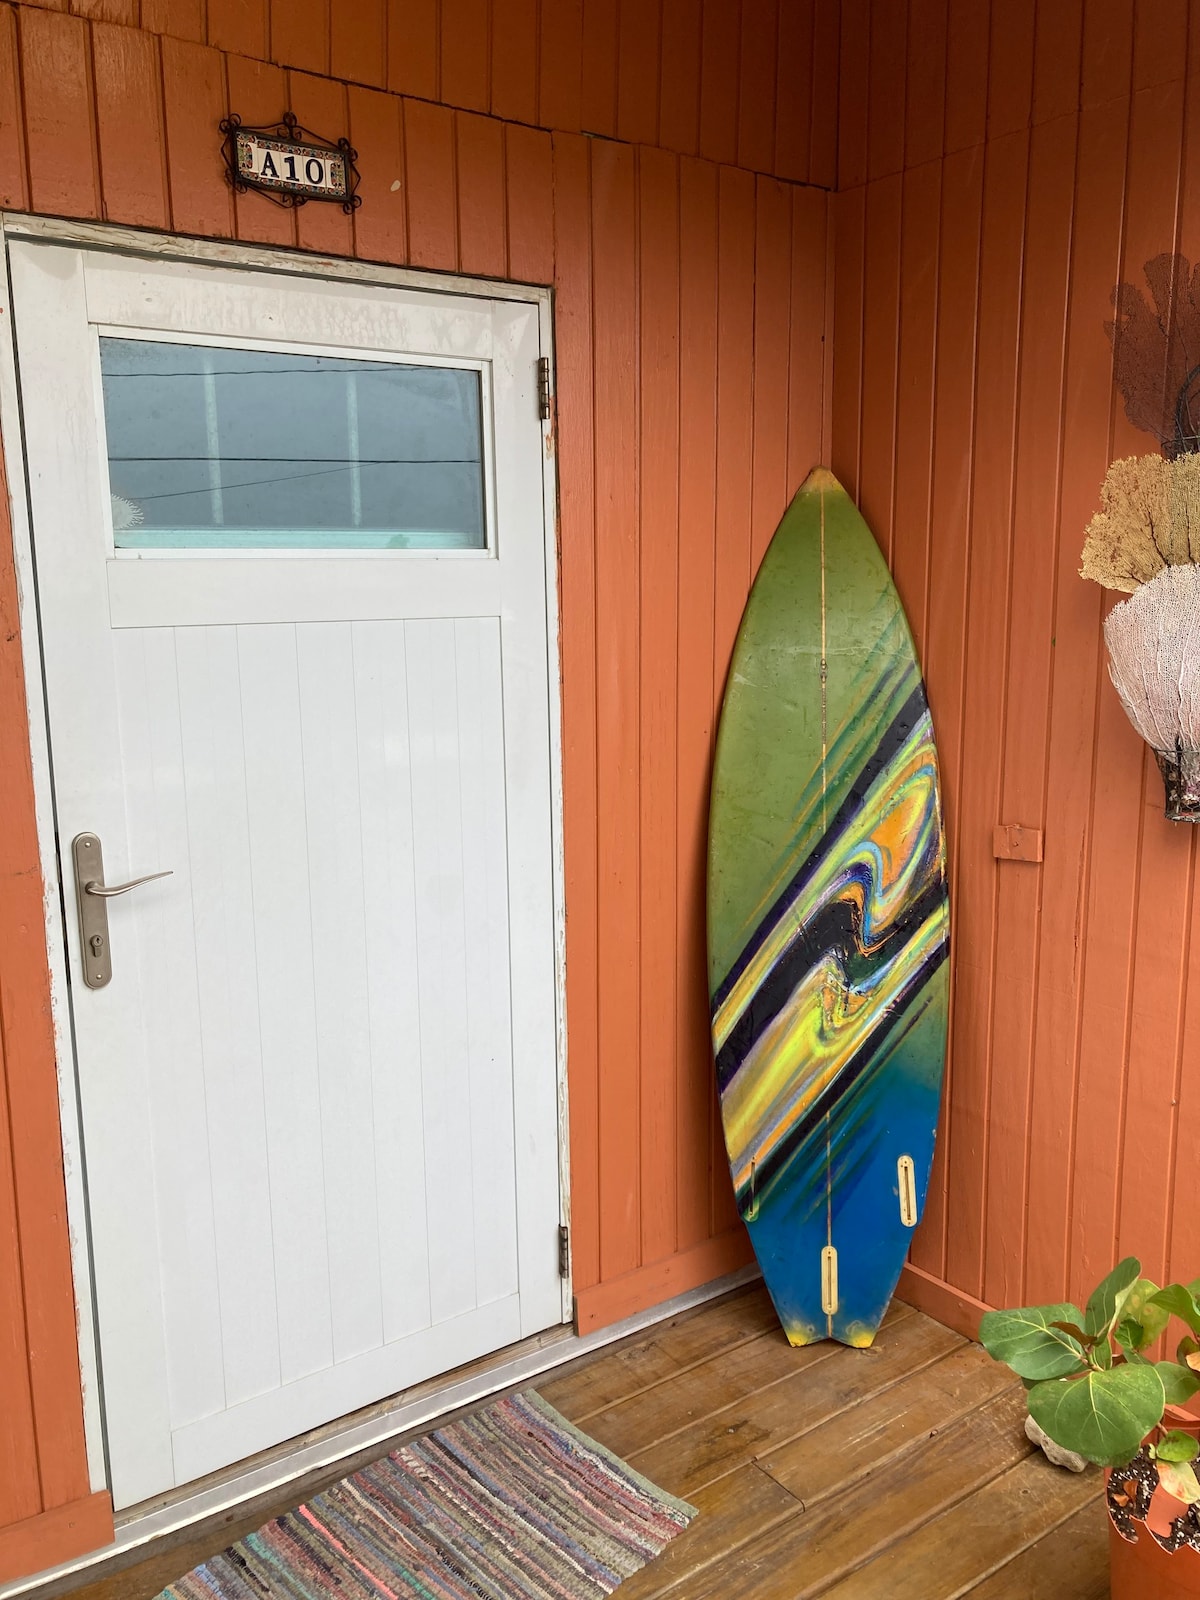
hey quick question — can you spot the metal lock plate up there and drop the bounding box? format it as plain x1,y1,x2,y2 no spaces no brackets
73,833,113,989
72,833,172,990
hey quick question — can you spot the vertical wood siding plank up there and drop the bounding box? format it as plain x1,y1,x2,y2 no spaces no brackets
402,97,458,271
750,177,792,568
93,23,170,229
224,53,297,246
944,130,1029,1301
675,155,719,1252
270,0,329,76
4,892,94,1512
0,1077,40,1528
1032,0,1083,124
617,0,660,149
943,0,989,155
786,186,827,486
697,0,739,166
735,0,775,176
1131,0,1186,92
1105,73,1191,1289
347,84,407,264
580,0,618,138
1080,0,1134,111
161,38,233,238
0,8,28,211
331,0,385,88
440,0,490,113
905,0,947,169
286,72,353,255
20,8,100,220
455,110,506,279
807,0,839,188
983,116,1078,1312
909,144,984,1283
772,0,813,184
837,0,869,190
505,122,554,283
657,0,702,157
636,145,681,1266
1022,102,1128,1305
829,185,865,497
387,0,438,100
552,132,600,1293
1167,870,1200,1286
858,174,903,568
709,163,755,1236
867,0,907,181
207,0,268,62
986,0,1036,140
491,0,538,125
141,0,207,43
539,0,582,133
890,162,941,658
590,138,641,1282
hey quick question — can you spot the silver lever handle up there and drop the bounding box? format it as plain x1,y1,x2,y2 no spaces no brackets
84,870,173,898
72,832,172,990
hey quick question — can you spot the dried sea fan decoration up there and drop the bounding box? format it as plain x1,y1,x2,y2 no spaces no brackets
1104,565,1200,820
1108,253,1200,457
1081,454,1200,591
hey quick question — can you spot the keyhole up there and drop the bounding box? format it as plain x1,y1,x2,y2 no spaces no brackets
90,933,105,956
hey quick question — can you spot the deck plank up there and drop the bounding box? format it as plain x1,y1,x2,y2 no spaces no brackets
963,1499,1109,1599
538,1286,780,1419
627,1310,963,1498
818,1454,1103,1599
667,1387,1035,1598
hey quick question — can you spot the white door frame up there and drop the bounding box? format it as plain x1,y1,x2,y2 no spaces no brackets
0,214,570,1501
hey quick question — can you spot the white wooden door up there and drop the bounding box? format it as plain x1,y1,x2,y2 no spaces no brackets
10,242,564,1510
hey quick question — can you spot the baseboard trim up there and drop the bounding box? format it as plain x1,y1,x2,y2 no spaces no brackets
898,1261,991,1340
0,1496,114,1588
573,1229,757,1334
0,1261,761,1599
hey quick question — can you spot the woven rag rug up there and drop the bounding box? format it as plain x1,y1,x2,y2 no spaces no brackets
162,1391,697,1600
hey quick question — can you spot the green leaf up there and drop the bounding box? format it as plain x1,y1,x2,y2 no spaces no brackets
1027,1365,1165,1466
1179,1336,1200,1366
1156,1429,1200,1463
1157,1362,1200,1406
1159,1461,1200,1504
979,1304,1089,1381
1094,1338,1113,1371
1151,1285,1200,1339
1119,1279,1171,1350
1085,1258,1143,1340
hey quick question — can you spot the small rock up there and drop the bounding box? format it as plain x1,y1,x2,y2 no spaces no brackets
1025,1414,1088,1473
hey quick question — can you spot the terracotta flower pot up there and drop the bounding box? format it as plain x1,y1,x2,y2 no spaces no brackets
1108,1415,1200,1598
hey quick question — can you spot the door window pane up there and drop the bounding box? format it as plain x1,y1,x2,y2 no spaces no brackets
99,338,487,550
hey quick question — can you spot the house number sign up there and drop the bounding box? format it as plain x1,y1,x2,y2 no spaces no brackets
220,113,362,212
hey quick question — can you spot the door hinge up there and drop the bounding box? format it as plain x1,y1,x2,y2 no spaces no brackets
558,1223,570,1278
537,356,552,422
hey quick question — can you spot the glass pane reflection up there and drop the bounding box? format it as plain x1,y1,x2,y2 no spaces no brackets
100,338,487,550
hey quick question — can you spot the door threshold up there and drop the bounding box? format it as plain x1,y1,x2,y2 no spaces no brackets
4,1264,760,1600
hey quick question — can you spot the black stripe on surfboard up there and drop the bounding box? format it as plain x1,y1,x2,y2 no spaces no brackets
733,938,951,1207
713,873,948,1092
710,682,933,1017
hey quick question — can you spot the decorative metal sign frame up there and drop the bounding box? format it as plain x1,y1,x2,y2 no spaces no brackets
220,112,362,212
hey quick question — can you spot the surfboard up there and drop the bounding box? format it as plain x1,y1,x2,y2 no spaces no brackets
707,468,949,1348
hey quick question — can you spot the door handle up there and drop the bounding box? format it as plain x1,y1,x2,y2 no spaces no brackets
84,870,173,898
72,833,172,990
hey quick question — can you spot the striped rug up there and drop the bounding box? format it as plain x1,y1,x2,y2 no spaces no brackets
163,1392,697,1600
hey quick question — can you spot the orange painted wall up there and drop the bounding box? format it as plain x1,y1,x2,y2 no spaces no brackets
834,0,1200,1335
0,0,833,1578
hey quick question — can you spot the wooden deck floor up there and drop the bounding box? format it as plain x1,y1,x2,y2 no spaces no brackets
66,1284,1110,1600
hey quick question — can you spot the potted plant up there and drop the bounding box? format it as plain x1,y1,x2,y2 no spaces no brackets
979,1258,1200,1598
